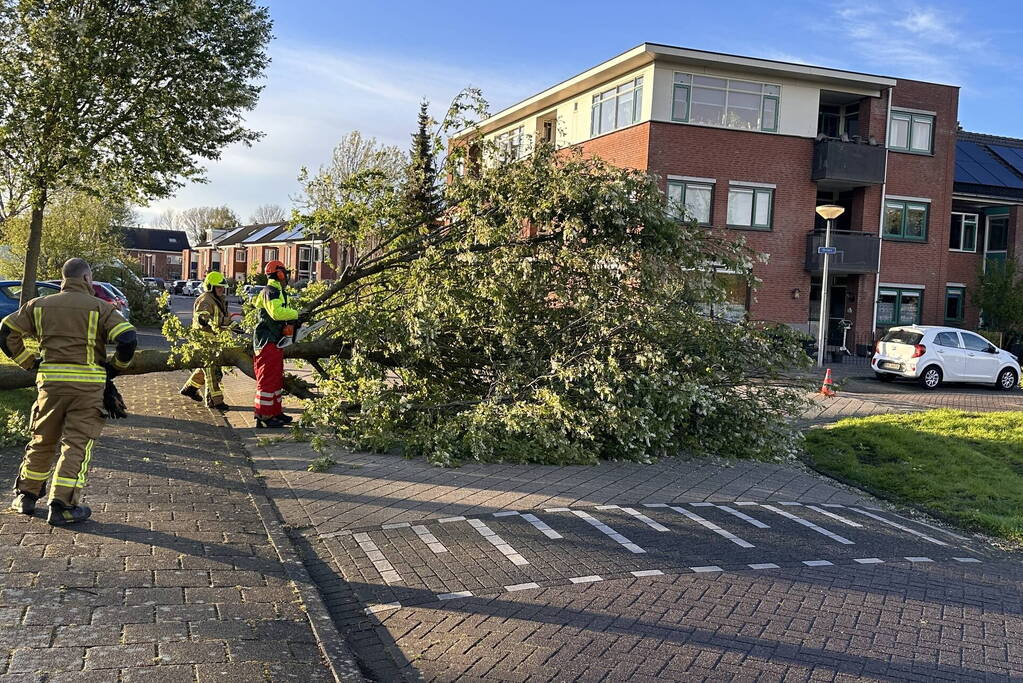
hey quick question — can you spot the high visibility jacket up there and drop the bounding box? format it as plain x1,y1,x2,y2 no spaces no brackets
253,279,298,350
1,278,135,391
193,291,231,331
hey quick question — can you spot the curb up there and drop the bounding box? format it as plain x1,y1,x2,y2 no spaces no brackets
211,411,366,682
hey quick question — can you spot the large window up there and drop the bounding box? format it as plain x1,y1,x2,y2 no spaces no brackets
948,213,978,252
877,287,922,326
945,286,965,323
667,180,713,224
727,186,773,230
884,199,928,241
495,126,525,161
167,254,182,266
590,77,643,137
700,271,749,322
672,73,779,132
889,110,934,154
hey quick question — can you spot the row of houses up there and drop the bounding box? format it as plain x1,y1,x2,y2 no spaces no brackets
122,42,1023,352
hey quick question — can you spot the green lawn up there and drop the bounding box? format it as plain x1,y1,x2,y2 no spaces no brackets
803,410,1023,542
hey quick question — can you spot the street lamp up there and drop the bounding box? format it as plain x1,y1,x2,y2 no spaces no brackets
814,204,846,367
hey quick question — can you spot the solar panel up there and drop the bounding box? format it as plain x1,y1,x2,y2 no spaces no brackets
242,223,286,243
278,224,306,241
954,141,1023,189
988,144,1023,179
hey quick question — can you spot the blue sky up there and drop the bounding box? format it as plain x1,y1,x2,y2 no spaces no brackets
140,0,1023,227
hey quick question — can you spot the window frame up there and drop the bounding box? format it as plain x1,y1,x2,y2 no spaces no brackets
883,199,929,242
944,286,966,324
671,71,780,133
888,110,934,154
726,185,774,231
948,212,978,252
877,286,924,326
495,125,525,161
666,179,714,225
590,76,643,137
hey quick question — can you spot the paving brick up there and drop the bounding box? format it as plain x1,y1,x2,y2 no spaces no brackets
121,664,197,683
84,643,156,669
8,647,84,673
195,661,269,682
157,640,228,664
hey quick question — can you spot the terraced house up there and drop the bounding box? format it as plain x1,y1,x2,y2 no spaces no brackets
457,43,1023,354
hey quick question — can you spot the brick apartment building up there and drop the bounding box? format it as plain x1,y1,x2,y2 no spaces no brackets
455,43,1023,353
183,222,354,284
121,227,189,281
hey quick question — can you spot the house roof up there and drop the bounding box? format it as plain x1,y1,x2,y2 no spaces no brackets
120,227,190,252
191,222,319,249
954,130,1023,200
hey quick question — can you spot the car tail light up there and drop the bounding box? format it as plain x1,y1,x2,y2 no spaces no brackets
911,344,926,358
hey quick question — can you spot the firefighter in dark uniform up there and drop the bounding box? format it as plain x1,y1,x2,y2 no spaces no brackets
180,271,233,410
2,258,136,525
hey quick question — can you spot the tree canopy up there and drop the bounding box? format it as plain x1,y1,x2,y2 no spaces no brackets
296,130,407,212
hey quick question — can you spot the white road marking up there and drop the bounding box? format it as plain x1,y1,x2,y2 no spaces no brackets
545,507,571,512
381,522,411,530
805,505,863,528
595,505,621,510
411,525,448,554
713,504,770,529
953,557,981,563
438,591,473,600
667,506,754,548
319,530,352,539
690,565,723,573
906,557,934,563
365,602,400,614
854,558,884,564
353,532,402,584
519,513,563,540
690,502,715,507
569,575,603,584
759,504,854,545
492,511,520,517
619,506,670,532
886,511,970,541
802,560,834,567
846,507,948,546
749,563,780,570
571,510,646,553
733,501,758,506
779,502,802,506
643,503,668,508
438,516,466,523
632,569,664,577
467,519,529,565
505,582,540,592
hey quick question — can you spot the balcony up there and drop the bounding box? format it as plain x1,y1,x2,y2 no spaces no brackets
811,137,886,188
805,229,880,274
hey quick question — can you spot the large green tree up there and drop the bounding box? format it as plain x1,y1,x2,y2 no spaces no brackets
974,259,1023,341
0,0,272,303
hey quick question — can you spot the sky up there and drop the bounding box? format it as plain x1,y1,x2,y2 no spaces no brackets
137,0,1023,228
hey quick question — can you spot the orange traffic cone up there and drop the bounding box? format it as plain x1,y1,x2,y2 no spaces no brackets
819,368,836,397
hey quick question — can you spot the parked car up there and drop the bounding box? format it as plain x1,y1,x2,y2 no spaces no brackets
93,282,131,321
143,277,167,292
182,280,203,296
0,281,60,318
171,280,187,295
242,283,263,299
872,325,1020,390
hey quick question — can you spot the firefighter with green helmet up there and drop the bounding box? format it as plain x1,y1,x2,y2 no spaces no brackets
180,271,233,411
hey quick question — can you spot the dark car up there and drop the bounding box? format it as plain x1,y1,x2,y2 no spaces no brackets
0,281,61,318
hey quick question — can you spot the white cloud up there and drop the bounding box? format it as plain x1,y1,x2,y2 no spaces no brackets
137,43,545,228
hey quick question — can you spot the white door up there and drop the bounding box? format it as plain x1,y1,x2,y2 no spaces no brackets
932,331,966,381
959,332,1001,381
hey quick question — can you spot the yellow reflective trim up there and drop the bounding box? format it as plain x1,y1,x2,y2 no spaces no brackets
33,307,42,339
20,466,51,481
109,321,134,339
1,314,25,334
112,357,131,369
39,363,104,373
86,311,98,366
14,348,34,365
37,374,106,384
77,439,94,488
53,476,81,489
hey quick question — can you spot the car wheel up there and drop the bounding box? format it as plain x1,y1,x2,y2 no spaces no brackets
995,367,1019,391
918,366,942,390
874,372,896,382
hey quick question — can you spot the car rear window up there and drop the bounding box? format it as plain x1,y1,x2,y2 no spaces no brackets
881,329,923,345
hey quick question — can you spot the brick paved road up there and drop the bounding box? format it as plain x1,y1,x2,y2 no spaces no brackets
219,372,1023,682
0,373,343,682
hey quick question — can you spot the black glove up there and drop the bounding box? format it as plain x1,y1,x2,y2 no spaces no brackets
100,361,118,380
101,379,128,419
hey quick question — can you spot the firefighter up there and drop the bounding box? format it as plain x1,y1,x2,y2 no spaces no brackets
252,260,297,428
180,271,233,411
2,258,136,525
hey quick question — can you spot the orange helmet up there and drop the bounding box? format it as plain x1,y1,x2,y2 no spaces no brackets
264,260,286,278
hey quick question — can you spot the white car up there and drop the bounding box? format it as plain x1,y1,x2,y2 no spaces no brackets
872,325,1020,390
182,280,202,296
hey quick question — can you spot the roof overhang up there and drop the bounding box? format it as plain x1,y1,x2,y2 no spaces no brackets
457,43,898,139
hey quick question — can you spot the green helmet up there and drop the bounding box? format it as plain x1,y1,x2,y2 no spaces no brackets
203,271,226,289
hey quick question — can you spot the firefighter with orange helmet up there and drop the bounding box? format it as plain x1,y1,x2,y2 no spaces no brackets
252,260,297,428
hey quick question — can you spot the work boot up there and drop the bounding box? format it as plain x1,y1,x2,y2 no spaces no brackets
276,413,294,424
47,501,92,527
207,402,230,413
254,414,287,429
180,386,202,402
10,491,39,515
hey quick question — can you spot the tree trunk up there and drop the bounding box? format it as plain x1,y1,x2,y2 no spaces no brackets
20,187,47,306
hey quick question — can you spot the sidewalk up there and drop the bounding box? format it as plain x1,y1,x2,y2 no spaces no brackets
0,372,360,682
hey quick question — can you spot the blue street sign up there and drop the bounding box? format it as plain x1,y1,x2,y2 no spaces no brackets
818,246,837,255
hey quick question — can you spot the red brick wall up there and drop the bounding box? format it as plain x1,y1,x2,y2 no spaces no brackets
578,123,650,169
126,250,183,281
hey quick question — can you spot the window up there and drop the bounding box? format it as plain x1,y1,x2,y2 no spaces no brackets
672,73,779,132
496,126,525,161
948,213,978,252
167,255,182,266
883,199,928,241
591,77,643,136
699,271,749,322
944,286,965,323
265,247,279,261
877,287,922,326
962,333,992,353
889,111,934,153
987,215,1009,252
235,249,246,262
934,331,961,348
727,186,773,229
667,180,713,224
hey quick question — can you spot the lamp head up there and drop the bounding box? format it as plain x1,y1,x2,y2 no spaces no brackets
815,204,845,220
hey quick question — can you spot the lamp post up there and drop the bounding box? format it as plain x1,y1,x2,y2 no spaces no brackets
814,204,846,367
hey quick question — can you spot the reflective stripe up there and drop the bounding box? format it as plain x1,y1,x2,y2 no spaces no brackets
256,399,276,406
86,311,98,366
37,374,106,384
109,321,134,340
53,476,81,489
1,314,25,334
33,307,43,341
257,391,277,398
13,348,34,365
77,439,94,488
112,356,131,369
40,363,104,373
19,466,51,481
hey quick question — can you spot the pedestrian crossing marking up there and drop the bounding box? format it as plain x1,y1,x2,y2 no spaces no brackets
805,505,863,528
618,506,670,532
846,507,948,546
571,510,646,553
467,518,529,566
759,504,854,545
664,505,754,548
712,504,770,529
411,525,448,554
519,513,563,539
353,532,402,584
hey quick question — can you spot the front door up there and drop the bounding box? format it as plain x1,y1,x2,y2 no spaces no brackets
960,332,1001,380
932,331,966,381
